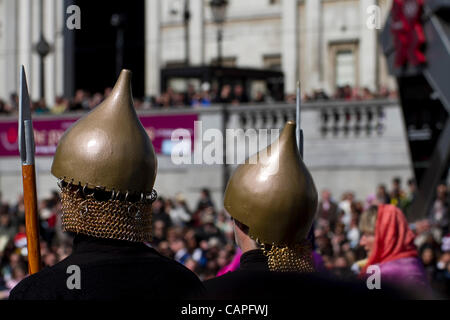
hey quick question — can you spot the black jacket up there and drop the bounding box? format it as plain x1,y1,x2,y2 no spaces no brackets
9,235,204,300
203,249,408,300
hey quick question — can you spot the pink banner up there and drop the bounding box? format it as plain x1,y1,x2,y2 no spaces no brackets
0,113,198,157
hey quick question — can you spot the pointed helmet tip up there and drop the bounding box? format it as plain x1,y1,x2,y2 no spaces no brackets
286,120,296,126
120,69,132,75
279,121,296,141
115,69,132,85
111,69,133,97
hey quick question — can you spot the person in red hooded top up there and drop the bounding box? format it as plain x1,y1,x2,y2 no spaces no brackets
359,204,432,298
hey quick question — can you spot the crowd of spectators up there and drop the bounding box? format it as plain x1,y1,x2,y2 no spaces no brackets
0,84,397,116
302,85,397,102
0,178,448,299
315,178,449,297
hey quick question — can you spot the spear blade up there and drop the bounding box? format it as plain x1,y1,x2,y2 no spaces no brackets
19,65,35,165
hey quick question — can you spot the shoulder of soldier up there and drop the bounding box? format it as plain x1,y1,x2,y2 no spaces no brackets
9,267,59,300
150,252,206,298
203,270,263,299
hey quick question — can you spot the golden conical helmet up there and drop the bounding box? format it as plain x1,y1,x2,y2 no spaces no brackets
224,121,318,247
51,69,157,195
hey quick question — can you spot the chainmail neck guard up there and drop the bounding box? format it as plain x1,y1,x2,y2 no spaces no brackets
259,240,315,273
59,181,157,243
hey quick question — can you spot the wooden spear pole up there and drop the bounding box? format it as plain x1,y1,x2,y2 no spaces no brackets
19,66,41,275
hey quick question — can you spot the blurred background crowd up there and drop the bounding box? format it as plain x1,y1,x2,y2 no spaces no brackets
0,177,448,299
0,84,397,115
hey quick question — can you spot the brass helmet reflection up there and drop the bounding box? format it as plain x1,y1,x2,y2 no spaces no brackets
224,121,318,247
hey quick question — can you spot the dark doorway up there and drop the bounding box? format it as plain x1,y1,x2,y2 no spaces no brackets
72,0,145,97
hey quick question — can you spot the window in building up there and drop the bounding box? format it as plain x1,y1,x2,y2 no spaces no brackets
335,50,356,87
211,57,237,67
263,54,282,71
165,60,188,68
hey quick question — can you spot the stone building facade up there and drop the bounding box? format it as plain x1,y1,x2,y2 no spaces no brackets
0,0,396,105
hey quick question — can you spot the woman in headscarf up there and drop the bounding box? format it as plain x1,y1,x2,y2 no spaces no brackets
359,204,431,295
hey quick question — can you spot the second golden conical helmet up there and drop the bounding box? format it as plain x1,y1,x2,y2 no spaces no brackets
51,69,157,195
224,121,318,246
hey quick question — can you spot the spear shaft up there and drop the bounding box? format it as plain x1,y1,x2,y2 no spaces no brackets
19,66,41,275
296,81,304,157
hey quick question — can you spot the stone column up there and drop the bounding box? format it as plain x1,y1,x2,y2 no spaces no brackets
145,0,161,97
359,0,377,91
304,0,321,93
189,0,204,66
281,0,298,95
17,0,33,79
44,0,56,107
0,0,18,100
54,0,65,98
31,0,41,100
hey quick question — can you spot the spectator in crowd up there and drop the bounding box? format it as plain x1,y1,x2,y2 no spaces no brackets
152,197,172,228
358,204,430,296
9,93,18,111
420,244,438,284
347,217,361,249
390,177,407,209
317,189,341,232
252,91,266,103
231,84,249,105
0,100,9,114
311,89,330,101
376,184,391,205
51,96,69,114
70,89,89,111
196,188,215,212
184,84,197,106
33,98,49,114
168,194,191,227
191,83,213,108
216,84,233,104
434,235,450,297
360,87,375,100
429,184,449,235
404,178,418,219
338,192,354,231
